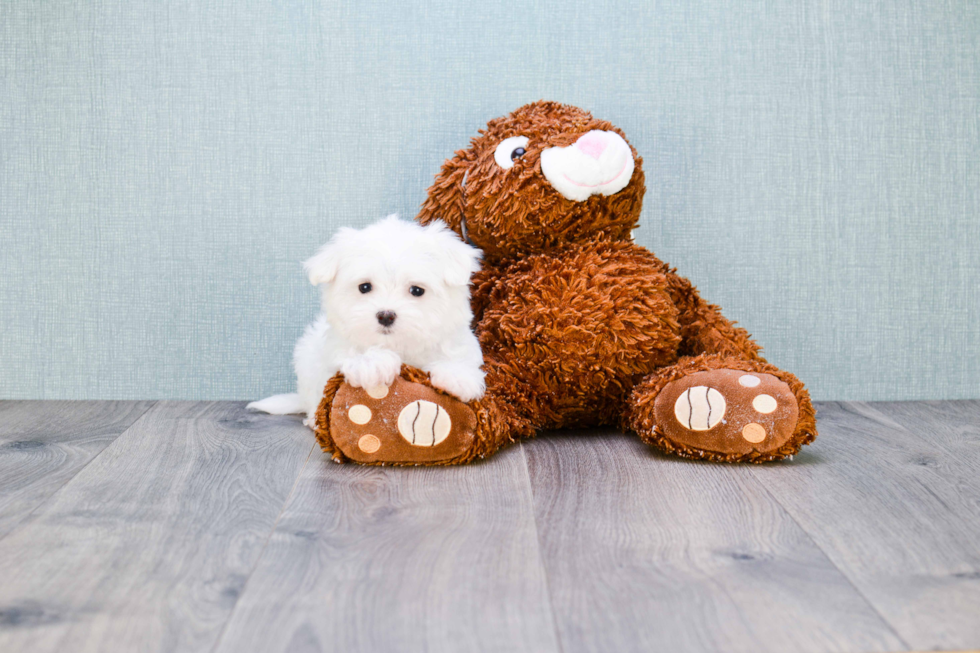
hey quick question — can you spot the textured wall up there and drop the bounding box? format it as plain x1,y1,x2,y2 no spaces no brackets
1,0,978,401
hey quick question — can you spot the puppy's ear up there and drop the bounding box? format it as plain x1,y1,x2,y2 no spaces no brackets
430,221,482,286
303,240,340,286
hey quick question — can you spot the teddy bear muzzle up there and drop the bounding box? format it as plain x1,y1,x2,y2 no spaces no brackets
540,129,635,202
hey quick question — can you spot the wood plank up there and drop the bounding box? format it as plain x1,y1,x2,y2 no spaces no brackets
213,445,561,653
749,401,980,651
884,399,980,464
0,401,155,540
0,402,313,653
525,430,906,653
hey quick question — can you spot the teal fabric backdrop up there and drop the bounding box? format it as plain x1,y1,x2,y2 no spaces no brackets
1,0,978,401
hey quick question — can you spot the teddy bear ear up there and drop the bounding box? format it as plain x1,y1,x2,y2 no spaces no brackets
416,148,474,238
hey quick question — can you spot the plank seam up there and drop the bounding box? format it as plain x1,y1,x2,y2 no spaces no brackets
747,405,913,652
519,442,566,653
208,439,318,653
0,400,158,546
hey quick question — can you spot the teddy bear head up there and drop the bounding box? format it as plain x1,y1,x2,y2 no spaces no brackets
416,101,646,260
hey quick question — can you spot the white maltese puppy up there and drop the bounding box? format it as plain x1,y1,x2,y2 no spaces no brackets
248,215,485,427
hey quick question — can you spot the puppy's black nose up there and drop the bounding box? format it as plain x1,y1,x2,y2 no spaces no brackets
376,311,396,327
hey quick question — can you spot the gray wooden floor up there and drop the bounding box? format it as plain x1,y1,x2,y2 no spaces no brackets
0,400,978,653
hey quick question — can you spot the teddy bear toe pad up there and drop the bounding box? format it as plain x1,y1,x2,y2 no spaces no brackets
330,376,477,464
654,369,799,458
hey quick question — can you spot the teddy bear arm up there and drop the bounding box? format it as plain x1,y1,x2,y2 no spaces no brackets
467,261,509,324
664,269,765,362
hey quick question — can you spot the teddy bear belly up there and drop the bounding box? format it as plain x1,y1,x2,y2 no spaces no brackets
477,246,682,426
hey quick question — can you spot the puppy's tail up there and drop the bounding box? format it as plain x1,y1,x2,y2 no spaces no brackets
246,393,306,415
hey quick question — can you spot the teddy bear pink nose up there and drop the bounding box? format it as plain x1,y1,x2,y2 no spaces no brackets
575,131,610,160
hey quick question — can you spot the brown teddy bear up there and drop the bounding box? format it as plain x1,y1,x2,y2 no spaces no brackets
314,101,817,465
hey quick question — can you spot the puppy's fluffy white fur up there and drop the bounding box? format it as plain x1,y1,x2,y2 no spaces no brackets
248,215,485,426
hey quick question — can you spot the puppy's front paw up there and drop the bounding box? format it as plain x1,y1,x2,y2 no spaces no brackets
428,363,486,402
342,349,402,389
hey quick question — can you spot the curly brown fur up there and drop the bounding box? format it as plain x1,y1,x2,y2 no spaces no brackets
475,238,682,429
655,261,765,360
414,100,816,463
417,101,646,260
314,100,818,466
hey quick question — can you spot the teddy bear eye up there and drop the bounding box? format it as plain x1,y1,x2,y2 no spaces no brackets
409,285,425,297
494,136,530,170
358,282,372,294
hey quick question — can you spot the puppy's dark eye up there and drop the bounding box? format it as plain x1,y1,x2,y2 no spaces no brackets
409,286,425,297
358,282,372,294
510,147,526,161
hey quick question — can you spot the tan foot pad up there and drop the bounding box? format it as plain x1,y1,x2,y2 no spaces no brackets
654,369,799,457
330,376,477,464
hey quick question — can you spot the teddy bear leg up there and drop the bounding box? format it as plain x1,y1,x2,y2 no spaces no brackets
313,364,531,466
625,354,817,463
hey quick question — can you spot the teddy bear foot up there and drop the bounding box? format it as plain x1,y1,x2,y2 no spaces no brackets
652,369,801,462
324,375,479,465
